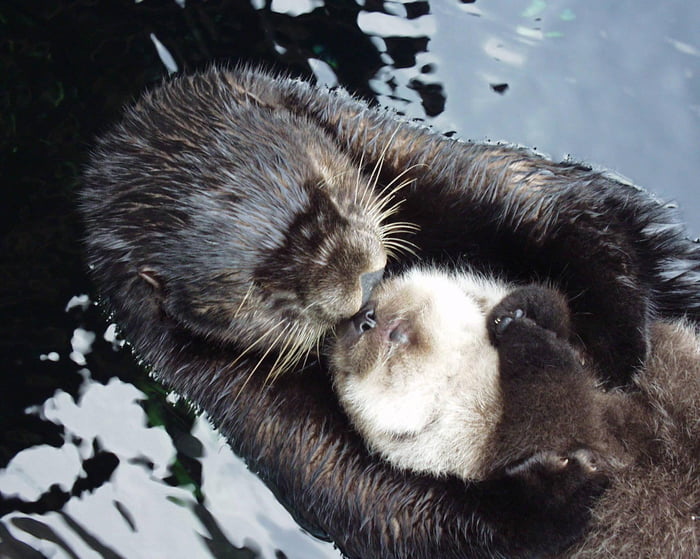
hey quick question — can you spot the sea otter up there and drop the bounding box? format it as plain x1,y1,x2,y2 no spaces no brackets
330,268,699,557
329,269,595,482
80,66,700,558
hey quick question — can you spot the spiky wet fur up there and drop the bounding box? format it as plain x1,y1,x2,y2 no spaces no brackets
80,66,700,559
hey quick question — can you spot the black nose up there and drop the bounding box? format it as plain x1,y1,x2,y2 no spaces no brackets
352,303,377,335
360,269,384,306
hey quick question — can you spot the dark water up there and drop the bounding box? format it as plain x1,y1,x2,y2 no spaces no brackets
1,1,698,558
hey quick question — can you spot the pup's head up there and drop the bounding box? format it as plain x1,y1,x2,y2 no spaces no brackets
330,268,510,479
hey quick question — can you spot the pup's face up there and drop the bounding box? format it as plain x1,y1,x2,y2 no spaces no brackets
329,268,510,478
330,269,610,484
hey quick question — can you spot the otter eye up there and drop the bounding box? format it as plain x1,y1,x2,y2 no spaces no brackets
389,327,409,344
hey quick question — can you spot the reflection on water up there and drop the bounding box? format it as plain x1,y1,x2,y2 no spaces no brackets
1,313,340,558
1,0,698,557
426,1,700,235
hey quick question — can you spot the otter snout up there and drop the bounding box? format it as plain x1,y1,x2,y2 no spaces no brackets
351,303,377,335
345,302,412,349
360,269,384,307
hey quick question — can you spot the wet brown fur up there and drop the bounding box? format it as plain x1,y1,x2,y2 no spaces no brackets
82,71,402,380
80,66,700,558
495,323,700,559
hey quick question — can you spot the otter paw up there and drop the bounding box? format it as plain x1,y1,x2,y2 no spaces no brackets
492,308,525,337
506,449,599,478
489,285,571,343
505,449,608,507
488,305,542,349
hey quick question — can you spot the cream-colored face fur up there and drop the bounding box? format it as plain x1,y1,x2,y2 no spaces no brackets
330,268,511,480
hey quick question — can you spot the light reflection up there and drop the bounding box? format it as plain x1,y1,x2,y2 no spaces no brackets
1,370,341,558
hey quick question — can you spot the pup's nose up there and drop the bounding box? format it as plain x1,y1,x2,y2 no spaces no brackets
351,303,377,335
360,269,384,306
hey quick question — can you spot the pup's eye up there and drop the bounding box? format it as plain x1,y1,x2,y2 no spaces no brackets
389,326,409,345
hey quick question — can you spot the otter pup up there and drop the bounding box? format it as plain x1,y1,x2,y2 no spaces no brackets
81,71,409,377
330,269,611,481
330,268,699,557
81,66,700,559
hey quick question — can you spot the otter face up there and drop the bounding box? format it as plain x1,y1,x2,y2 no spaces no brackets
330,268,510,479
149,163,390,377
271,184,388,330
82,68,422,380
84,88,402,377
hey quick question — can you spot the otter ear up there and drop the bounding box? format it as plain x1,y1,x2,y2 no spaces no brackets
138,266,164,292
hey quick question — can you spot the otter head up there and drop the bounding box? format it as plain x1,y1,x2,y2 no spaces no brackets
119,111,405,379
329,268,611,483
257,182,389,341
135,160,390,376
82,72,415,378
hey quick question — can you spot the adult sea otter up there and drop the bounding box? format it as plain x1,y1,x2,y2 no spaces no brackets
80,66,700,558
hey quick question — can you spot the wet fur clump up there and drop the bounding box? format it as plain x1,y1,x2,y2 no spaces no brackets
330,268,700,557
81,71,417,378
80,66,700,559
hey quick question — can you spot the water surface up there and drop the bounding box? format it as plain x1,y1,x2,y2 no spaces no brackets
1,1,698,558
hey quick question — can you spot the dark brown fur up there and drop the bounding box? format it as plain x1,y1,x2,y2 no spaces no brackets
485,286,620,476
564,320,700,558
80,66,700,558
487,288,699,558
487,290,698,558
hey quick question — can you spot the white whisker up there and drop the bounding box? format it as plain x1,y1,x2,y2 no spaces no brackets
235,324,291,400
232,282,256,319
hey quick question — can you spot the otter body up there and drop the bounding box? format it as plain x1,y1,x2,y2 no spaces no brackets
330,268,699,557
81,67,700,558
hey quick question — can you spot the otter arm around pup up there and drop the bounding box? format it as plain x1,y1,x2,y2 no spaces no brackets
81,67,700,559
